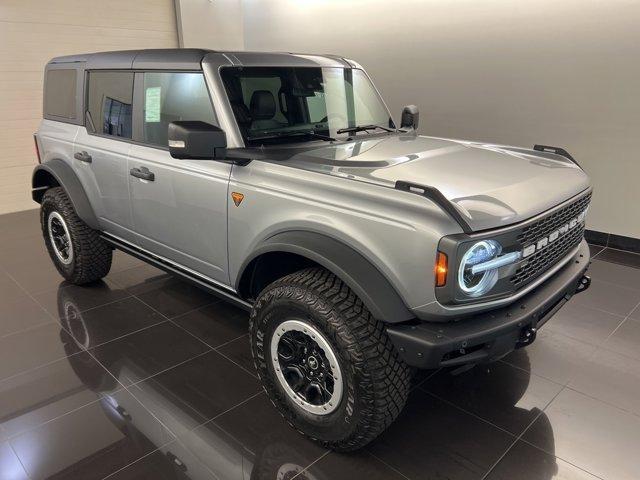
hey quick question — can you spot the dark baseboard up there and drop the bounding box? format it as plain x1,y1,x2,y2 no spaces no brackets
585,229,640,254
584,230,609,247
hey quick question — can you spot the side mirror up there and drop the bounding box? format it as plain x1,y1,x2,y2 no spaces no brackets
168,121,226,160
400,105,419,130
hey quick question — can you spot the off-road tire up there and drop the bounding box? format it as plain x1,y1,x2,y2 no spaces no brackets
41,187,112,284
250,267,411,451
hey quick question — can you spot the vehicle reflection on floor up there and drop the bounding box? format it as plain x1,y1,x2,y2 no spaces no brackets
56,286,319,480
44,282,558,479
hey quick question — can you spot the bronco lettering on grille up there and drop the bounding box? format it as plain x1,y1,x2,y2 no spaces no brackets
522,208,588,258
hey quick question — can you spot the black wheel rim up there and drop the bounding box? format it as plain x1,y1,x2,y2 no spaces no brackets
47,211,73,265
278,330,335,406
271,319,342,415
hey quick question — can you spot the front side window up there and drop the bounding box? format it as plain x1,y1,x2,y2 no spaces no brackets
86,71,134,138
142,72,216,148
221,67,394,144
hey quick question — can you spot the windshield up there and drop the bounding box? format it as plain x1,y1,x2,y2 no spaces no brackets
220,66,395,144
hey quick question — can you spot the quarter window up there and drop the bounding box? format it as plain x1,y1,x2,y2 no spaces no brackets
142,72,215,148
44,69,77,119
86,71,134,139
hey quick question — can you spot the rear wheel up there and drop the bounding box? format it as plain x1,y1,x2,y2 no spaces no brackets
41,187,112,284
250,267,411,451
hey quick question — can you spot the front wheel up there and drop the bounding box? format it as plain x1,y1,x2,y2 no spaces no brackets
41,187,112,284
250,267,411,451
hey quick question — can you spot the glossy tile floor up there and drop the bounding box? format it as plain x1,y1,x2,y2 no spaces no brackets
1,209,639,480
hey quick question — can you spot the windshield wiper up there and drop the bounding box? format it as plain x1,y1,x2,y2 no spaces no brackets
247,131,336,142
336,124,396,134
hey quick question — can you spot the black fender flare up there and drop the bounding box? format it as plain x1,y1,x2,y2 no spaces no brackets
238,231,414,323
32,159,100,230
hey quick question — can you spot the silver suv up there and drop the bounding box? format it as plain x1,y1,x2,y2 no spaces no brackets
33,49,592,451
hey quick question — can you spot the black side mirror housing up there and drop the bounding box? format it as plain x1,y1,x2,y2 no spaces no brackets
400,105,419,130
168,121,227,160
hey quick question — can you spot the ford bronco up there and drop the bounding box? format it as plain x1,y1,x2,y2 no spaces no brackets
33,49,592,451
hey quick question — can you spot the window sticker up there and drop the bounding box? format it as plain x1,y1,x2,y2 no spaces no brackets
145,86,161,122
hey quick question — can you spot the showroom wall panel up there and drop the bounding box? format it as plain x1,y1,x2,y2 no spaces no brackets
223,0,638,239
174,0,244,50
0,0,178,215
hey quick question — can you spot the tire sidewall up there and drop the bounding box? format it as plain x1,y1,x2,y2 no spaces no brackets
41,193,78,279
251,290,364,444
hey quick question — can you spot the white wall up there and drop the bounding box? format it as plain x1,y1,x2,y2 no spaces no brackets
183,0,639,239
175,0,244,50
0,0,178,215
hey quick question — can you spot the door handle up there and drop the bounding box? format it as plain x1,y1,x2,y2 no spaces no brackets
74,151,92,163
130,166,155,182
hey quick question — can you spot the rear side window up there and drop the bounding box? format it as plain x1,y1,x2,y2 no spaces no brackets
86,71,134,139
44,69,77,119
142,72,215,147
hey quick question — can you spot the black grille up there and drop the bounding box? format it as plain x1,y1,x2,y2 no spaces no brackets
510,193,590,288
511,224,584,287
516,193,591,246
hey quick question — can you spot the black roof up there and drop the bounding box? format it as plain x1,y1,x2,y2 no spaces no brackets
48,49,216,70
47,49,351,71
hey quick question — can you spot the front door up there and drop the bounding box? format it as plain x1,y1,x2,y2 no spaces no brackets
128,71,231,285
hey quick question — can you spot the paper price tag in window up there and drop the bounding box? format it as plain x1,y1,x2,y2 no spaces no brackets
145,87,161,122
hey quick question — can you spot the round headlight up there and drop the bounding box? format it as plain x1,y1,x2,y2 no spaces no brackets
458,240,501,297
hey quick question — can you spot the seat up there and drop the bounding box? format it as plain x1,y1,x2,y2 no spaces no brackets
249,90,285,131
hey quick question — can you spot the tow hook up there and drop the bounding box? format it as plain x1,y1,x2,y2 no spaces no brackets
516,326,537,349
576,275,591,294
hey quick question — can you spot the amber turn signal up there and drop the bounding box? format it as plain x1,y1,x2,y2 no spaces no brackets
435,251,448,287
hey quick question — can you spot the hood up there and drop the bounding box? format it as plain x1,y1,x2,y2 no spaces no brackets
276,133,591,231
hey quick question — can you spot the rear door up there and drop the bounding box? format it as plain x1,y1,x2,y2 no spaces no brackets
127,71,231,284
73,71,136,242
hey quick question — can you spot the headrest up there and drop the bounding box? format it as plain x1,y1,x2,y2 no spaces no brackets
249,90,276,120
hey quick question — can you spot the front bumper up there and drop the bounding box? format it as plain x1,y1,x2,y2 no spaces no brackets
387,239,591,369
